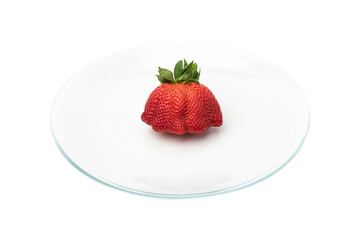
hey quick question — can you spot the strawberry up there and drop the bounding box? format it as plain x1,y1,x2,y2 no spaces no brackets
141,59,223,135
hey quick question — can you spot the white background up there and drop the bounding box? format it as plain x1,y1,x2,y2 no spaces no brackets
1,0,359,239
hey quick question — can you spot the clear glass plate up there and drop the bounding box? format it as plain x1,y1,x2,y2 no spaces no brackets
51,42,309,198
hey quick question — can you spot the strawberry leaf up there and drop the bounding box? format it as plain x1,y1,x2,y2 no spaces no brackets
155,60,201,85
174,60,183,79
158,67,175,81
156,74,165,84
190,63,197,77
187,71,193,79
181,61,193,75
178,73,187,81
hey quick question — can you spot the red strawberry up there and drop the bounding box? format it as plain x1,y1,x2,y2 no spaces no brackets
141,59,222,135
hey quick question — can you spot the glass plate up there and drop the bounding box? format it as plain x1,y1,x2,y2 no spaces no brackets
51,43,309,198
